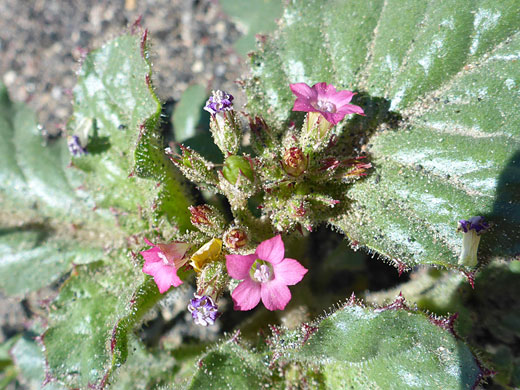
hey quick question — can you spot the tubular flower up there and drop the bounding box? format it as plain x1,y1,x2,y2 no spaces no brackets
457,216,490,267
290,82,365,125
140,238,190,293
225,235,308,311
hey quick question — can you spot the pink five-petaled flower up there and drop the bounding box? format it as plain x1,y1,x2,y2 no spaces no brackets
290,82,365,125
225,235,308,311
141,238,190,294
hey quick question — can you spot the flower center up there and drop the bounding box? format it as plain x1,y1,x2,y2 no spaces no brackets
250,260,273,283
312,99,337,113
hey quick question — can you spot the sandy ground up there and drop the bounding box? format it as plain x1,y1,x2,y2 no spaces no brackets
0,0,247,135
0,0,248,343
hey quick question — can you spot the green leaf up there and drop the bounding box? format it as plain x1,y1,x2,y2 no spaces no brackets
186,338,271,390
0,83,85,220
367,262,520,388
245,0,520,270
172,84,208,142
43,257,168,388
0,226,102,296
220,0,283,56
71,32,193,232
183,300,484,389
107,338,176,390
290,303,481,389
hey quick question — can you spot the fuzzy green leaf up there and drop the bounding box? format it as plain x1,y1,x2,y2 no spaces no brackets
43,257,167,388
186,339,271,390
245,0,520,270
183,301,483,389
0,83,85,220
71,33,193,232
288,304,481,389
0,227,102,296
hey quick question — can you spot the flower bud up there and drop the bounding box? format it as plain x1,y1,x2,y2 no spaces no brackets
168,145,218,187
222,155,255,185
205,90,240,155
224,227,248,250
282,147,308,177
249,116,274,154
188,204,227,235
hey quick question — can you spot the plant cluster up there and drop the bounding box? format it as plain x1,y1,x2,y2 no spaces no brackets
1,0,519,389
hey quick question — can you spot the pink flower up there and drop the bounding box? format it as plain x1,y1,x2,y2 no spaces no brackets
290,82,365,125
225,235,308,311
140,238,190,293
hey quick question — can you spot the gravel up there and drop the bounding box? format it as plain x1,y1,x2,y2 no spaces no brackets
0,0,247,135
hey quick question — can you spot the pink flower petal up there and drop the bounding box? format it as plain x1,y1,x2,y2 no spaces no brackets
273,258,308,285
142,259,165,275
321,111,341,125
231,280,262,311
337,103,365,116
290,83,317,101
329,90,354,105
157,267,183,292
313,82,334,97
261,281,291,311
157,242,190,262
143,262,182,293
140,247,162,264
256,235,285,264
225,253,257,280
143,237,155,246
293,99,317,112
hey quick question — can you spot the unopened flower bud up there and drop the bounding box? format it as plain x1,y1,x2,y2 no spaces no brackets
457,216,490,267
222,155,255,185
169,145,218,186
224,227,248,250
204,90,240,155
249,116,273,153
282,147,308,177
189,204,227,235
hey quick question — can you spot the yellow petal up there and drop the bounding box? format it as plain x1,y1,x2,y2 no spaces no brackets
190,238,223,272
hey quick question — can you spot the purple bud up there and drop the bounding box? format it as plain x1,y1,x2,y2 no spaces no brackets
67,135,87,157
187,294,220,326
204,90,234,115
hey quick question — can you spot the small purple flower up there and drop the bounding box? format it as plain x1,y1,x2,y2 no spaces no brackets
458,216,489,234
457,216,489,267
67,135,87,156
203,90,234,115
188,294,220,326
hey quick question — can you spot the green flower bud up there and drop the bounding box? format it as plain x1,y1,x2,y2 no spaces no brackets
222,155,255,184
